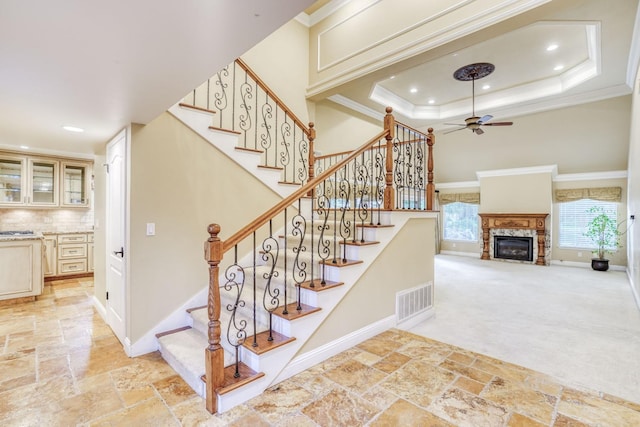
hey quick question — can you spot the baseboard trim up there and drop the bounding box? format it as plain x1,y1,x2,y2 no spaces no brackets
439,250,479,258
396,307,436,330
273,315,396,384
550,259,626,271
92,296,107,322
627,268,640,311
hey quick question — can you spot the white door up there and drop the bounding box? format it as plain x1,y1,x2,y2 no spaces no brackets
106,130,127,345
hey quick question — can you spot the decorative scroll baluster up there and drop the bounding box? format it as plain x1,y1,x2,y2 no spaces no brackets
373,141,385,225
223,246,247,378
280,117,292,181
426,128,435,210
291,199,307,310
260,95,273,155
356,152,370,241
316,180,331,285
261,220,280,341
338,166,352,262
251,232,257,347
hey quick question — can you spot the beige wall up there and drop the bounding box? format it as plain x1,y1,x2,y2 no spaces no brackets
627,65,640,305
300,217,435,352
479,172,553,214
434,97,631,183
241,19,311,125
93,148,107,308
127,113,280,343
313,100,382,154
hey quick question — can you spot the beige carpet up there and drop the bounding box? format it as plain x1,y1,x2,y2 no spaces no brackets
409,254,640,404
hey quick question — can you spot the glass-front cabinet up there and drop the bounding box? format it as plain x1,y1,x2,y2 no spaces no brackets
0,152,92,208
0,155,26,205
61,162,91,207
29,158,59,206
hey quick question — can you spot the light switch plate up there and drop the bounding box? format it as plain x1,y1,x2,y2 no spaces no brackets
146,223,155,236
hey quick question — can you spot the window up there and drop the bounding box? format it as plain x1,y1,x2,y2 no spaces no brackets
558,199,617,248
443,202,479,241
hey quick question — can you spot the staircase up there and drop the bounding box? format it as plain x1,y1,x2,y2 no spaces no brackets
154,59,437,414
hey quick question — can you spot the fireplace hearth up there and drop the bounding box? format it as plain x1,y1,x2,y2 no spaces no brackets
479,213,549,265
494,236,533,262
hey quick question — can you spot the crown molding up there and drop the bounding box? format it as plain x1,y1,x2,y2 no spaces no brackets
476,164,558,179
553,170,628,182
296,0,353,28
327,94,386,121
435,181,480,189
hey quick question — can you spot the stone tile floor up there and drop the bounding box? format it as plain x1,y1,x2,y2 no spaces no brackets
1,278,639,426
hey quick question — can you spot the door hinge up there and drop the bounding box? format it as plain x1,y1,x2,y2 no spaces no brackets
106,291,109,300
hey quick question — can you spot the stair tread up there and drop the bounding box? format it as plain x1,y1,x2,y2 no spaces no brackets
200,363,265,396
342,240,380,246
300,279,344,292
235,146,263,154
208,125,241,135
321,258,363,267
178,103,217,115
243,330,295,355
273,302,321,321
257,164,284,171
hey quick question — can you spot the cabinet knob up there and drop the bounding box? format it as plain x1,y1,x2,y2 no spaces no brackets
113,247,124,258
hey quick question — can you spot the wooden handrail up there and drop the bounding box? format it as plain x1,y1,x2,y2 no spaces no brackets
235,58,310,137
222,128,389,253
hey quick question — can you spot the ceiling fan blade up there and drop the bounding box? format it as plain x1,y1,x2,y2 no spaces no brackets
478,114,493,124
444,126,468,134
482,121,513,126
474,128,484,135
444,123,466,126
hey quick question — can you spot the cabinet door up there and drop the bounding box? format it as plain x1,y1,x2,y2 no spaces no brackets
29,158,59,206
43,236,57,277
0,155,27,206
61,162,91,207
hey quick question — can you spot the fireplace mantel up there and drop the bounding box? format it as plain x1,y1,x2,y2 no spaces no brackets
479,213,549,265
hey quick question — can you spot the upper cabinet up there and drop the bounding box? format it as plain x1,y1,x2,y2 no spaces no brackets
0,155,26,205
0,151,92,208
61,162,91,207
29,158,59,206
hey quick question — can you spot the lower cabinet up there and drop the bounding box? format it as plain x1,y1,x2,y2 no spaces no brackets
43,235,57,277
46,232,94,277
0,238,43,300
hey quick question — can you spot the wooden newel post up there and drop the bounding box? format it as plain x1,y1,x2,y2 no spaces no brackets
383,107,395,210
426,128,435,211
307,122,316,196
204,224,224,414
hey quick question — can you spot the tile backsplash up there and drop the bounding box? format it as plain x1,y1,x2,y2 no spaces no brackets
0,209,94,233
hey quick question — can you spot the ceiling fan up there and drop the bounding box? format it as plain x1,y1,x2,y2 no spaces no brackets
445,62,513,135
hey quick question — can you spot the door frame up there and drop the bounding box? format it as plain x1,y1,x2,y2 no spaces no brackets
105,127,131,354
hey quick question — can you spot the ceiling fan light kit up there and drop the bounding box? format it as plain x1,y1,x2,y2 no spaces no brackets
445,62,514,135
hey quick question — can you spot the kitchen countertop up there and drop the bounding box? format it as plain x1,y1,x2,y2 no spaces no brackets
42,230,94,235
0,232,44,241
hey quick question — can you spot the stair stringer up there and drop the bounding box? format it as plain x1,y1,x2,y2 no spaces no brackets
167,103,298,199
215,209,437,413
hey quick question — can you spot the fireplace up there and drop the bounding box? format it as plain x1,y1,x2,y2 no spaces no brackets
494,236,533,262
479,213,549,265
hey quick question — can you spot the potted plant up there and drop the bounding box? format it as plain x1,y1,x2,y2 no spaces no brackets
583,206,622,271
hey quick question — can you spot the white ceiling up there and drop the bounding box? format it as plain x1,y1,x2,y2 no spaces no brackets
325,0,640,132
0,0,316,157
0,0,638,157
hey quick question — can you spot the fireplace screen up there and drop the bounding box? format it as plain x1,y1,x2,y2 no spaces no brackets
494,236,533,262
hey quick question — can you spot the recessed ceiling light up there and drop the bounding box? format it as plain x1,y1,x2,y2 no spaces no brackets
20,145,29,150
482,84,491,90
428,99,435,104
389,75,396,79
546,44,559,51
63,125,84,133
410,88,418,94
553,65,564,71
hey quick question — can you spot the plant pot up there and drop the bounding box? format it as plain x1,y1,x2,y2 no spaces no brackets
591,258,609,271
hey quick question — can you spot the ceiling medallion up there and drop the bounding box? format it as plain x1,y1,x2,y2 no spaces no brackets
453,63,495,81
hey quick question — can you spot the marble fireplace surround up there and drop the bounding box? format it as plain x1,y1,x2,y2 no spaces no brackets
479,213,549,265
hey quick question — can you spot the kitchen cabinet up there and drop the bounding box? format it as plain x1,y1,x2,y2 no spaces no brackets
0,237,43,301
0,151,91,208
43,235,57,277
88,233,94,272
57,233,88,275
61,162,91,207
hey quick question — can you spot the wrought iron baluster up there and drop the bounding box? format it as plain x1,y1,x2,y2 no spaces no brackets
261,220,280,342
251,232,257,347
291,198,307,310
223,246,247,378
282,209,288,315
374,141,385,225
339,165,352,262
280,115,291,180
316,180,331,285
260,94,273,157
